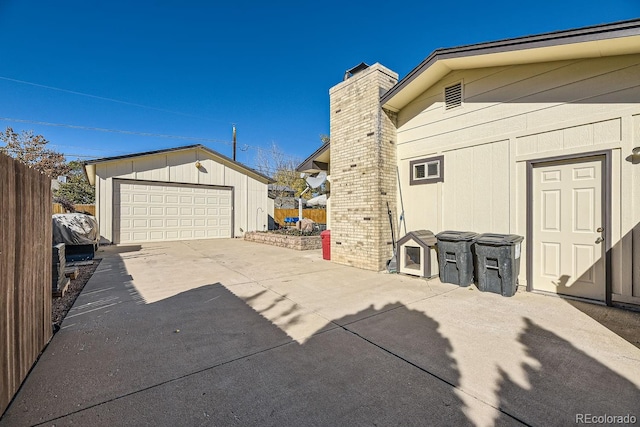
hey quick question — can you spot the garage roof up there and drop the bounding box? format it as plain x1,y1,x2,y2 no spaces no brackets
83,144,272,185
381,19,640,112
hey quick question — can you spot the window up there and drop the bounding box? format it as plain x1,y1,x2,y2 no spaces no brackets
410,155,444,185
444,82,463,110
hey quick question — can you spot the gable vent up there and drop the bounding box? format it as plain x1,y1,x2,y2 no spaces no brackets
444,82,462,110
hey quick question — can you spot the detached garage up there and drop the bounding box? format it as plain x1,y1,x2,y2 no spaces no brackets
84,144,272,244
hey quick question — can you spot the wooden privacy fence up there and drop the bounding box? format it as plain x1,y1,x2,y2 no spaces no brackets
52,203,95,216
0,154,53,416
274,208,326,225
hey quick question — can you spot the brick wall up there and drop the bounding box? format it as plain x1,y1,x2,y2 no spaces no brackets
329,64,399,270
244,232,322,250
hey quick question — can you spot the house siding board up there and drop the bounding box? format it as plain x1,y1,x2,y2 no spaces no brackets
394,53,640,304
625,114,640,300
397,54,640,155
94,147,268,243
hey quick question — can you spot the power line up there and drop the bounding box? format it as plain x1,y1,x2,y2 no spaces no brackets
48,143,130,154
0,116,232,145
0,76,314,164
0,76,220,122
0,116,305,171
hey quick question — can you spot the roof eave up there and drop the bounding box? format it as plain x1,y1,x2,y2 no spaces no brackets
296,142,331,173
84,144,273,184
382,19,640,112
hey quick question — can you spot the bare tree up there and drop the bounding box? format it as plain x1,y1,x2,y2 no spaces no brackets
0,127,69,177
254,142,309,208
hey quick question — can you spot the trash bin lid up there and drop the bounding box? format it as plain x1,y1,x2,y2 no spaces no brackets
476,233,524,246
435,231,478,242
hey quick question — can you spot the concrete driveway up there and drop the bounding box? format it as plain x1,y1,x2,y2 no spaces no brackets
2,239,639,426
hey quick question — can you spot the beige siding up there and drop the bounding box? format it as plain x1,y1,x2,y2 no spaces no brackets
397,55,640,156
443,140,510,233
94,147,268,242
396,53,640,302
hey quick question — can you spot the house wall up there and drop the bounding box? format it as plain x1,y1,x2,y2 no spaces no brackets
329,63,399,270
95,147,269,242
396,53,640,304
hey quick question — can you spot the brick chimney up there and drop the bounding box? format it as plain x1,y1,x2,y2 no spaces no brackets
329,63,399,271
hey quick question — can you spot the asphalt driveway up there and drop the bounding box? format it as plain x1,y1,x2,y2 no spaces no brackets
1,239,639,426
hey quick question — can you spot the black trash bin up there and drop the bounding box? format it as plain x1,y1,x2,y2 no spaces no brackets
435,231,478,287
475,233,524,297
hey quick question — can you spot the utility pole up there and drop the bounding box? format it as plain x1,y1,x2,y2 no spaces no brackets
232,124,237,161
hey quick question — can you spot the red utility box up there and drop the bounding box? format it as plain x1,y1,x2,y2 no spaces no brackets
321,230,331,260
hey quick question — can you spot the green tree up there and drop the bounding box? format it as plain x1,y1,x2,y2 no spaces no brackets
54,161,95,204
0,127,69,177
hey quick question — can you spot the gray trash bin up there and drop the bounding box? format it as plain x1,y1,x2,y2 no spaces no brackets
435,231,478,287
475,233,524,297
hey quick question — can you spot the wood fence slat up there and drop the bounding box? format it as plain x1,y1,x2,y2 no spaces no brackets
52,203,95,216
274,208,326,226
1,155,52,416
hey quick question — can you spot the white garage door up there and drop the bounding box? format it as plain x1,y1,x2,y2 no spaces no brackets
114,180,233,243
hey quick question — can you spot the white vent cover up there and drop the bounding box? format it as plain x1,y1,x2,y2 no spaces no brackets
445,82,462,110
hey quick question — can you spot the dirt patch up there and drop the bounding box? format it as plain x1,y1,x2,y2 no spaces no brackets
52,259,101,329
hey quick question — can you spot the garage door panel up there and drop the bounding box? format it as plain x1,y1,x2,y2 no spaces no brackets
115,180,232,243
150,231,164,240
150,219,164,228
132,231,147,241
133,207,148,216
133,219,148,228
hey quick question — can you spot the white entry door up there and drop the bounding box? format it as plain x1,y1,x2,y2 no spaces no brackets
532,156,605,301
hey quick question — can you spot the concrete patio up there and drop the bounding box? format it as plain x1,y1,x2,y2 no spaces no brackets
1,239,639,426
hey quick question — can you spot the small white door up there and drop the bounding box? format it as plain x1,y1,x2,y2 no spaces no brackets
532,156,605,301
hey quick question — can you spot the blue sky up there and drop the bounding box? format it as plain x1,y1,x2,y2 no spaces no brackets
1,1,638,173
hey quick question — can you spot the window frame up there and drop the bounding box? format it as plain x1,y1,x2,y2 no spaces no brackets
409,155,444,185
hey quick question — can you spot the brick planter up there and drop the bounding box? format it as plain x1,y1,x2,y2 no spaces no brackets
244,232,321,251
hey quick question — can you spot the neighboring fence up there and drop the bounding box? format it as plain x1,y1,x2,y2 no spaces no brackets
53,203,96,216
0,154,53,416
274,208,326,226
